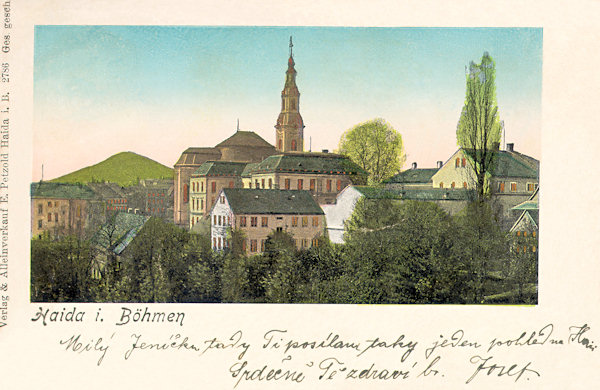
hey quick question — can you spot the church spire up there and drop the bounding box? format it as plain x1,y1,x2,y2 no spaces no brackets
275,36,304,152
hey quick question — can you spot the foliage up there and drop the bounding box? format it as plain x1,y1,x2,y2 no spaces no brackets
50,151,173,186
338,118,405,185
456,52,502,201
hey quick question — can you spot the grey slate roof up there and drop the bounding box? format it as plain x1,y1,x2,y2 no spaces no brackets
248,153,367,176
353,186,475,201
192,161,248,177
31,182,96,200
384,168,438,184
92,212,150,255
222,189,324,215
462,149,539,179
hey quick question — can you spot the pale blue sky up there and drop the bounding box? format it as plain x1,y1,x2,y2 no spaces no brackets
34,26,542,181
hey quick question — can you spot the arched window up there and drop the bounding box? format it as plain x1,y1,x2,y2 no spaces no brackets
183,184,189,203
291,139,297,151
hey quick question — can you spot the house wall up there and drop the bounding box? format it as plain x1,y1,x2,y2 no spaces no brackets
210,195,324,253
431,150,476,189
189,175,243,229
31,198,91,238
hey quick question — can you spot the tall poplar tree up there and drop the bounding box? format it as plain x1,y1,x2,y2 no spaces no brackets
456,52,502,202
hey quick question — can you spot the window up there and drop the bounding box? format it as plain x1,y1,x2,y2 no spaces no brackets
38,204,42,215
229,181,234,188
200,199,204,210
310,179,315,191
532,231,536,238
220,195,225,204
510,182,517,192
213,215,217,225
337,180,342,191
211,182,217,193
218,237,222,250
212,237,216,249
47,201,51,207
54,213,58,222
302,216,308,227
523,231,528,237
255,180,260,189
218,215,222,226
276,227,283,232
183,184,189,203
298,179,303,190
439,182,444,188
240,216,247,227
47,213,51,222
532,246,537,253
312,216,319,227
302,239,308,248
242,239,247,252
261,179,265,189
461,158,466,167
192,182,196,192
326,180,332,192
251,216,258,227
261,240,266,252
463,182,467,188
516,231,521,236
291,140,297,151
311,238,319,247
527,183,536,191
451,182,456,188
227,216,230,225
250,239,258,252
278,139,282,150
285,179,290,190
262,217,268,227
38,220,42,229
291,216,298,227
455,158,460,168
498,182,505,193
201,181,204,192
269,178,273,189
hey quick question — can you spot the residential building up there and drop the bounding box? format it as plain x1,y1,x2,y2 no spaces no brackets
431,144,538,226
322,185,473,244
125,179,174,221
31,182,102,238
210,189,325,253
189,161,247,228
247,152,366,205
510,187,539,255
384,161,442,190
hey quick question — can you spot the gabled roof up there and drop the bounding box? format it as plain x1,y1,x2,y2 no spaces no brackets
31,182,96,200
192,161,248,177
384,168,438,184
215,131,274,149
87,182,126,199
248,153,366,176
510,210,539,232
353,186,474,201
220,189,324,215
461,149,539,179
92,212,150,255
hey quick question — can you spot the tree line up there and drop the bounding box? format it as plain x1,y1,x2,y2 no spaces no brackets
31,199,537,304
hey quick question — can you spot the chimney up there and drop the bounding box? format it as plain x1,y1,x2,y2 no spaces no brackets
506,143,514,152
412,162,417,170
437,161,443,169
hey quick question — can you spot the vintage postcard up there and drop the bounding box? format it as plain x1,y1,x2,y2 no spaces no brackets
2,1,600,389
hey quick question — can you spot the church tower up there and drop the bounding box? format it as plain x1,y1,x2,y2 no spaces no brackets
275,37,304,152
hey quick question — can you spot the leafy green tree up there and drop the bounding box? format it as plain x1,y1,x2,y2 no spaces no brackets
456,52,503,202
338,118,405,185
341,199,462,304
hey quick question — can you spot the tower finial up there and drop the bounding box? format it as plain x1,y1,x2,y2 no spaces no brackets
289,36,293,57
236,118,239,132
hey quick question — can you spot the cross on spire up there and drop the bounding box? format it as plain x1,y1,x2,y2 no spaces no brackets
289,36,293,57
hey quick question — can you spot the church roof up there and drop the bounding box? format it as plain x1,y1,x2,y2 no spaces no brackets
249,153,367,176
175,147,222,166
192,161,248,177
215,131,274,149
220,189,324,215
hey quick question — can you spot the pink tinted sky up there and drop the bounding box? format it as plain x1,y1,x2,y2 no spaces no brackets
33,26,542,181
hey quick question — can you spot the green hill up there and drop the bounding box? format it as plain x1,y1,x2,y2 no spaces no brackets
50,151,173,186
